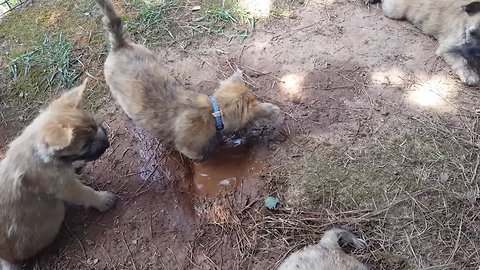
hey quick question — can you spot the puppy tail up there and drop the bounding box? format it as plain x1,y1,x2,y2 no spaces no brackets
319,228,367,251
95,0,128,50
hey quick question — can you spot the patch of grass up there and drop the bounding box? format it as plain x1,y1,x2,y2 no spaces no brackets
0,32,84,125
121,0,256,46
188,1,255,43
270,0,303,19
9,33,83,91
271,127,464,209
0,0,112,126
124,0,179,44
0,7,49,49
74,0,98,17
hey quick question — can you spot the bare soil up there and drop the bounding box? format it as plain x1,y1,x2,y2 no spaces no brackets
2,1,480,269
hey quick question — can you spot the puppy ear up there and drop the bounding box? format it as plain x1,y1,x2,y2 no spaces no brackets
463,2,480,15
253,102,281,121
61,78,88,108
223,69,244,84
42,123,74,149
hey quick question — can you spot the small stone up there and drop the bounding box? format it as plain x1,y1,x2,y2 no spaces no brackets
439,172,449,183
215,49,227,55
191,6,201,11
466,190,479,205
132,239,138,245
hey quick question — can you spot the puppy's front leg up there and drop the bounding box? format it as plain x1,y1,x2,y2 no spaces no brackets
437,47,480,86
56,179,116,212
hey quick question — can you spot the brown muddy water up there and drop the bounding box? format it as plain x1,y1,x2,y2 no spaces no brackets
133,127,266,202
190,143,265,196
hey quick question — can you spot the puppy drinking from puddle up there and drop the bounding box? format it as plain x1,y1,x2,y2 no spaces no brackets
94,0,281,161
370,0,480,86
0,79,116,269
278,228,368,270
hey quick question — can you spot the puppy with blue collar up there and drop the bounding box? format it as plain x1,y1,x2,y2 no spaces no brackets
94,0,281,161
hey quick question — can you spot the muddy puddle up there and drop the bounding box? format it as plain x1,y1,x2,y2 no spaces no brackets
190,143,265,196
133,127,266,199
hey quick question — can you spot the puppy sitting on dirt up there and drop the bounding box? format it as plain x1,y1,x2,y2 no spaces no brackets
0,79,116,270
369,0,480,86
94,0,281,161
278,228,368,270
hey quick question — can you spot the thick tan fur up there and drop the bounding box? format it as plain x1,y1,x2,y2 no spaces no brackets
372,0,480,86
0,79,116,269
278,228,368,270
94,0,281,160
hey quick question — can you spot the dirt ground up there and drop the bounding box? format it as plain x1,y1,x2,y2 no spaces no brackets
2,0,480,269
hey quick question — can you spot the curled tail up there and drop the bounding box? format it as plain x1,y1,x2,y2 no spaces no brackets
319,228,367,251
95,0,128,50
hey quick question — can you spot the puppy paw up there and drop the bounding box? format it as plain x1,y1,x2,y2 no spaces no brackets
459,72,480,86
269,104,282,120
257,102,281,121
95,191,117,212
72,160,86,174
180,149,204,161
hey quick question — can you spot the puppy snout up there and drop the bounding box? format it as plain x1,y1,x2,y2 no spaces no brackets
96,125,110,149
469,28,480,39
82,125,110,161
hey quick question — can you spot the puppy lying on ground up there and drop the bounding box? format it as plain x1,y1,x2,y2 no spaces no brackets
369,0,480,86
278,228,368,270
94,0,281,161
0,79,116,270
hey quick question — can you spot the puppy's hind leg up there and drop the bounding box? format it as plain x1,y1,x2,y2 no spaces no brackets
56,179,117,212
438,46,480,86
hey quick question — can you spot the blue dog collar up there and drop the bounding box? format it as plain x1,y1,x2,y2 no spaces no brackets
209,96,224,131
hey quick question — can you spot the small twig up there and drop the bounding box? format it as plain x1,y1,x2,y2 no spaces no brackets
404,229,420,266
446,217,463,264
122,232,138,270
65,222,87,260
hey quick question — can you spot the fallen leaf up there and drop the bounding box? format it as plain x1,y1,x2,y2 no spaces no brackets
264,196,280,210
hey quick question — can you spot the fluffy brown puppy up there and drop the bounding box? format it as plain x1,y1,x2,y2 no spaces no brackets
370,0,480,86
278,228,368,270
94,0,281,160
0,79,116,270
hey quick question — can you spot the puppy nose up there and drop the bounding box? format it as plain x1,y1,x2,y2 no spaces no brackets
97,125,110,148
470,28,480,39
101,137,110,149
